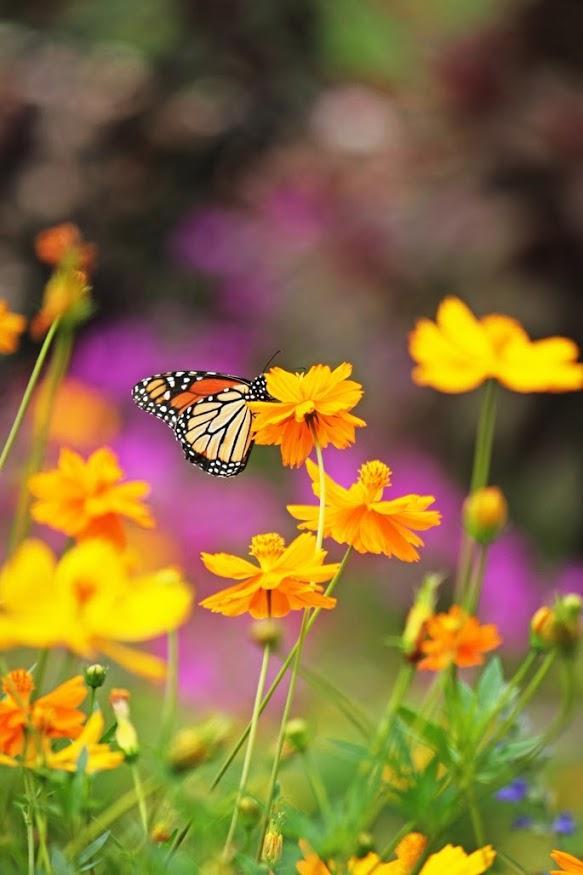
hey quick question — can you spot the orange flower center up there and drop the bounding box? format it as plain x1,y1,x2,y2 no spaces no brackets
358,461,391,498
74,575,98,605
249,533,286,563
3,669,34,699
396,832,428,869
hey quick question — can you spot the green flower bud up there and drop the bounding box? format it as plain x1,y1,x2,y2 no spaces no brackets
84,663,108,689
284,717,310,753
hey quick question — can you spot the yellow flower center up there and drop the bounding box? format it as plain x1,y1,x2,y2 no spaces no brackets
3,669,34,698
358,460,391,497
395,832,428,869
249,533,286,563
294,399,317,422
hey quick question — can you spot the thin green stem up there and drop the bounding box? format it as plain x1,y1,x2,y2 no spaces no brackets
88,687,96,715
256,610,310,860
471,379,498,492
467,787,485,845
487,651,556,749
302,749,333,821
64,778,160,859
9,325,74,551
0,318,60,474
372,664,415,759
160,630,179,748
22,771,36,875
255,436,328,859
456,380,498,601
464,544,488,614
222,643,271,859
210,547,351,791
34,649,50,695
300,664,372,737
497,851,528,874
475,651,538,755
131,764,149,836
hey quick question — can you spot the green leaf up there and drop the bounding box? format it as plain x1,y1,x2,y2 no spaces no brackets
78,830,111,865
477,657,506,710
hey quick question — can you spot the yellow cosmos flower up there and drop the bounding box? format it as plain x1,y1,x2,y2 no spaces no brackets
0,300,26,354
248,363,366,467
200,532,339,618
296,834,494,875
551,850,583,873
29,447,154,547
409,296,583,393
0,539,193,680
288,460,441,561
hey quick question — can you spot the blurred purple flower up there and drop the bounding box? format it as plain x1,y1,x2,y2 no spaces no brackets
170,207,265,278
512,815,533,830
480,535,542,650
496,778,528,803
261,184,330,250
552,812,576,836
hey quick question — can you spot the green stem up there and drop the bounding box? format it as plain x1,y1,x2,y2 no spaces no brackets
9,325,74,551
160,630,179,748
222,643,271,859
302,749,333,821
210,547,351,791
497,851,529,874
131,764,149,836
471,379,498,492
256,611,310,860
487,651,556,749
88,687,96,715
372,664,415,759
22,771,36,875
475,651,538,755
464,544,488,614
34,649,50,695
300,664,372,737
455,379,498,601
467,787,485,845
0,318,60,474
64,778,160,859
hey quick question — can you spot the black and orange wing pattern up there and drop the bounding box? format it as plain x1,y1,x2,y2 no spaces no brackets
132,370,270,477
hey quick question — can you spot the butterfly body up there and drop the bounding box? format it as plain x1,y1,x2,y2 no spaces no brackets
132,370,270,477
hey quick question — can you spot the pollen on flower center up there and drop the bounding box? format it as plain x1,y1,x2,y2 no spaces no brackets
249,533,286,562
3,669,34,698
358,461,391,495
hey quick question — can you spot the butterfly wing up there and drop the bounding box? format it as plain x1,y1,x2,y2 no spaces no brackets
132,371,258,477
174,385,254,477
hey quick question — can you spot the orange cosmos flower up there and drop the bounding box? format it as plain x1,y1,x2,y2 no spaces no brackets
0,300,26,354
288,460,441,561
0,669,86,757
35,222,96,271
200,532,338,619
409,296,583,393
418,605,501,671
551,850,583,874
248,363,366,467
35,378,121,449
28,447,154,547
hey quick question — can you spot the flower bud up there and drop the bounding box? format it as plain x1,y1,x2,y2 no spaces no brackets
261,823,283,865
249,619,282,650
402,573,443,660
530,595,582,653
84,664,108,689
150,823,172,843
284,717,310,753
355,832,375,857
238,796,261,824
463,487,508,544
167,716,231,772
109,689,139,761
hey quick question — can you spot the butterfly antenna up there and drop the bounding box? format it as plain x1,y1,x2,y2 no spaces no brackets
262,350,282,372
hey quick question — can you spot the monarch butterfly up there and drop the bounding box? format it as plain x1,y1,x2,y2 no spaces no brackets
131,370,271,477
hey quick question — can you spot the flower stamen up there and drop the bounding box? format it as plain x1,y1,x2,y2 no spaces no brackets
358,460,391,498
249,533,286,563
